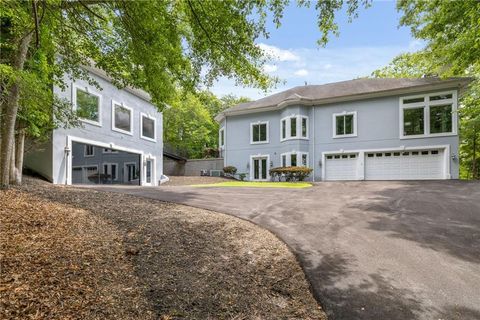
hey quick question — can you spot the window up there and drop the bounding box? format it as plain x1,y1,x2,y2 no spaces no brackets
430,104,452,134
281,152,308,167
333,112,356,138
75,87,100,125
126,163,138,181
403,107,424,136
112,102,133,134
281,115,308,140
400,91,456,138
141,113,156,141
103,163,118,181
251,121,268,144
290,153,297,166
103,148,118,154
290,118,297,137
219,128,225,147
84,145,94,157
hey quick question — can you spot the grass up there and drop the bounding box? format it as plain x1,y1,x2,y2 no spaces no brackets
191,181,312,188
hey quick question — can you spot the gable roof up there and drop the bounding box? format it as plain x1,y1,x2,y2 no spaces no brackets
215,77,473,121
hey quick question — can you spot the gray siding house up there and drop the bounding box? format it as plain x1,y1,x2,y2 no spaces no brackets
25,66,163,186
216,78,471,181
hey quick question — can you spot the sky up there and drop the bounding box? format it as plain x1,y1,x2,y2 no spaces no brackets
210,0,423,100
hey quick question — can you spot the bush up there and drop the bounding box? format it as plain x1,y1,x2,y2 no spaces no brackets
238,173,246,181
269,166,313,182
223,166,237,176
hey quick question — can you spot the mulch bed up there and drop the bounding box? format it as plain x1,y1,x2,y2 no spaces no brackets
1,178,326,319
162,176,232,186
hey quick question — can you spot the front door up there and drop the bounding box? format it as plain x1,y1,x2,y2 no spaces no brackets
145,159,153,185
252,157,268,181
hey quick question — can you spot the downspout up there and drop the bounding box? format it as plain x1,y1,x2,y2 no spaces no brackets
312,107,315,182
224,116,227,167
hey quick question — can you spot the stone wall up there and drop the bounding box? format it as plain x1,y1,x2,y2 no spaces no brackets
184,158,224,176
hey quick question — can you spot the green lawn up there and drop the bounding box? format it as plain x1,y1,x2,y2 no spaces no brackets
191,181,312,189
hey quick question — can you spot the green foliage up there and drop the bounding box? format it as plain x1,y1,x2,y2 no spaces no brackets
238,173,247,181
270,166,313,182
163,92,249,159
223,166,237,175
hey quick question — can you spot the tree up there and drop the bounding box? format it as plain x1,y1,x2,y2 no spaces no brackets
163,92,250,159
0,0,370,188
373,0,480,179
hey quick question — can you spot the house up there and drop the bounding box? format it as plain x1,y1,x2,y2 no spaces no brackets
215,78,472,181
25,65,163,186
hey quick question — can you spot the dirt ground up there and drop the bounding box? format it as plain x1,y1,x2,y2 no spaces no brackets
0,178,326,320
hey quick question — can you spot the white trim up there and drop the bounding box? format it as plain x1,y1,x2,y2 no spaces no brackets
280,115,309,142
84,144,95,157
321,144,451,181
332,111,357,138
140,112,157,142
249,154,270,181
111,100,134,135
399,90,457,139
66,135,146,185
280,151,309,167
250,121,269,144
72,83,102,127
143,155,156,186
102,162,119,181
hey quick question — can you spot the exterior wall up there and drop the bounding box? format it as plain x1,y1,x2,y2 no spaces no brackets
184,158,224,176
223,88,460,181
29,70,163,185
163,157,185,176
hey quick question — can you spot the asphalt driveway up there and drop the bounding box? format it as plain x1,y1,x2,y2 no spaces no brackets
91,181,480,320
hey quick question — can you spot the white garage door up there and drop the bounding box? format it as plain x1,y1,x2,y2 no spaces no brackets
365,149,444,180
325,153,358,180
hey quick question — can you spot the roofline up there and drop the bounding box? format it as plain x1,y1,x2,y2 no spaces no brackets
83,65,153,103
214,78,473,122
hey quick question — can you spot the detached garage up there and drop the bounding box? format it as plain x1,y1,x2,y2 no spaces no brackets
323,147,448,181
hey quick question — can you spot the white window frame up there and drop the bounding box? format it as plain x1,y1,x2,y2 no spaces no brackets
219,127,225,149
84,144,95,157
102,162,119,181
143,155,156,186
250,121,269,144
280,151,309,167
72,83,102,127
111,100,133,135
249,154,270,181
399,90,457,139
280,115,309,141
332,111,357,138
140,112,156,142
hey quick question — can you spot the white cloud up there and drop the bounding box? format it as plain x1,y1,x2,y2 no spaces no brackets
258,43,300,62
324,63,332,70
408,39,425,52
294,69,309,77
263,64,278,73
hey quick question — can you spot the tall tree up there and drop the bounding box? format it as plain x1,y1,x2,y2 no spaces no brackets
0,0,369,188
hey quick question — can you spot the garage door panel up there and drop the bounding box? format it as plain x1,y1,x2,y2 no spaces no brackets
325,154,358,181
365,150,444,180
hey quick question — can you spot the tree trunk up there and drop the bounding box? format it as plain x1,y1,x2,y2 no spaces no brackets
0,32,33,189
14,129,25,184
9,140,16,185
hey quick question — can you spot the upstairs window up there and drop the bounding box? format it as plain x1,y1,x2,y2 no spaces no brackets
281,115,308,140
333,112,356,138
251,121,269,144
141,113,156,141
400,91,456,138
75,87,101,125
112,102,133,134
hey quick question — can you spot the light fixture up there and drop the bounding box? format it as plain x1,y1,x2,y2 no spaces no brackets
451,154,457,161
64,146,71,155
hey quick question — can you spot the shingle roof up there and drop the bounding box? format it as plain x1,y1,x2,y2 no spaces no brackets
216,77,472,121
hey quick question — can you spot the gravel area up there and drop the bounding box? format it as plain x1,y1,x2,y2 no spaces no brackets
162,176,233,186
1,178,326,319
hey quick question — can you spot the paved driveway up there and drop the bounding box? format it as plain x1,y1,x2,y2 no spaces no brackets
91,181,480,320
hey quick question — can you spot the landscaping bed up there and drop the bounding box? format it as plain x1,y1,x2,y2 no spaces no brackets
1,178,326,319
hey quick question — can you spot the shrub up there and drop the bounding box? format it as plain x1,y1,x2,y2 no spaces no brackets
223,166,237,176
238,173,246,181
269,166,313,181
